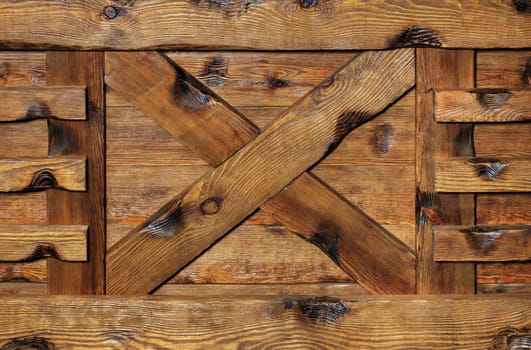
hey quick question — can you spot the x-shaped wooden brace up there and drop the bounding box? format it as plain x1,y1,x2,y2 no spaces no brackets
105,49,416,295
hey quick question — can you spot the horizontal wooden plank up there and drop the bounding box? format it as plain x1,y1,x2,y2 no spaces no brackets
0,1,530,49
0,282,47,296
0,295,528,349
0,157,86,192
0,261,47,283
477,283,531,294
476,50,531,88
0,87,86,121
0,225,88,262
0,52,46,87
434,157,531,192
477,194,531,225
434,225,530,262
0,120,48,158
434,89,531,122
477,262,531,284
155,283,368,296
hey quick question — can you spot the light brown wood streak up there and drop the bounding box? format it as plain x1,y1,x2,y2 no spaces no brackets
106,49,416,295
0,225,88,262
434,157,531,192
434,225,530,262
46,52,105,295
0,52,46,87
434,89,531,122
0,1,530,49
0,261,47,283
415,48,475,294
0,87,86,121
0,295,529,349
0,157,86,192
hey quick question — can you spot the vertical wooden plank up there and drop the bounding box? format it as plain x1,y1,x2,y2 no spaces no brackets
46,52,105,294
415,49,475,294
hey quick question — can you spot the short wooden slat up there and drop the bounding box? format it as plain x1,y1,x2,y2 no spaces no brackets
0,225,88,262
434,157,531,193
434,225,530,262
0,157,86,192
0,1,529,50
106,49,415,295
434,89,531,122
0,295,529,349
0,87,86,121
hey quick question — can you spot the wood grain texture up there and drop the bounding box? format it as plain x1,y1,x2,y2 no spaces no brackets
477,262,531,283
0,282,46,295
415,48,475,294
0,87,86,121
46,52,105,295
434,157,531,192
476,50,531,89
434,89,531,122
477,283,531,294
0,52,45,87
0,1,530,49
0,225,87,262
434,225,530,261
0,261,46,283
0,295,529,349
0,157,86,192
477,194,531,225
107,49,416,295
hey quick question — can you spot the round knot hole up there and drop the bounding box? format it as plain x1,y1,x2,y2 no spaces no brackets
200,197,221,215
103,5,121,19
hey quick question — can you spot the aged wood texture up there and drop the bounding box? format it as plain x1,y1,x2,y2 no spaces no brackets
0,225,87,262
46,52,105,294
477,283,531,294
415,49,475,294
477,262,531,284
0,53,45,87
476,50,531,89
0,157,86,192
0,261,46,283
477,194,530,225
0,1,530,50
434,157,531,192
106,49,416,295
0,282,47,295
434,89,531,122
434,225,530,261
0,87,86,122
0,295,529,349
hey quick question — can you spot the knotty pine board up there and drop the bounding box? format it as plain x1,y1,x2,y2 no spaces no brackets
0,53,48,293
474,50,531,289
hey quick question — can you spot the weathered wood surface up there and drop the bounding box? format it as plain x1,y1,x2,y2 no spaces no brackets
434,89,531,122
0,1,530,50
0,261,46,283
106,49,416,295
0,225,88,262
0,295,529,349
477,194,531,225
477,262,531,284
0,53,46,87
46,52,106,295
0,87,86,121
434,225,530,262
477,283,531,294
476,50,531,89
0,282,47,295
415,49,475,294
0,157,86,192
434,157,531,193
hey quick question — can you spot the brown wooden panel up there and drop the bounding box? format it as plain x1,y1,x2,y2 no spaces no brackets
476,50,531,88
167,51,353,107
475,124,531,157
0,87,86,121
0,282,46,295
415,48,475,294
477,262,531,284
434,225,530,262
434,89,531,122
0,225,88,262
0,52,45,87
0,157,86,192
0,1,530,49
107,49,416,295
0,295,529,349
46,52,105,295
0,261,47,283
434,157,531,193
477,194,531,225
477,283,531,294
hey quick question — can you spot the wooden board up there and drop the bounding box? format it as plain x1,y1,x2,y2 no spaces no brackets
106,49,416,295
46,52,105,295
0,52,45,87
0,87,86,121
0,294,529,349
434,89,531,122
0,1,529,49
434,157,531,193
434,225,530,262
415,48,475,294
0,157,86,192
0,225,88,262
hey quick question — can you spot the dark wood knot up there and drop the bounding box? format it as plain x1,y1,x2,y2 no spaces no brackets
200,197,221,215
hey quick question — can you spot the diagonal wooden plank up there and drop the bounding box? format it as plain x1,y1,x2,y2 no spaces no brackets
106,49,415,295
0,1,530,50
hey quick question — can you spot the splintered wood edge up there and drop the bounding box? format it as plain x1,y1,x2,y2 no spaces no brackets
434,89,531,123
0,86,86,122
0,157,87,192
0,294,529,349
434,225,531,262
0,225,88,262
434,157,531,193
